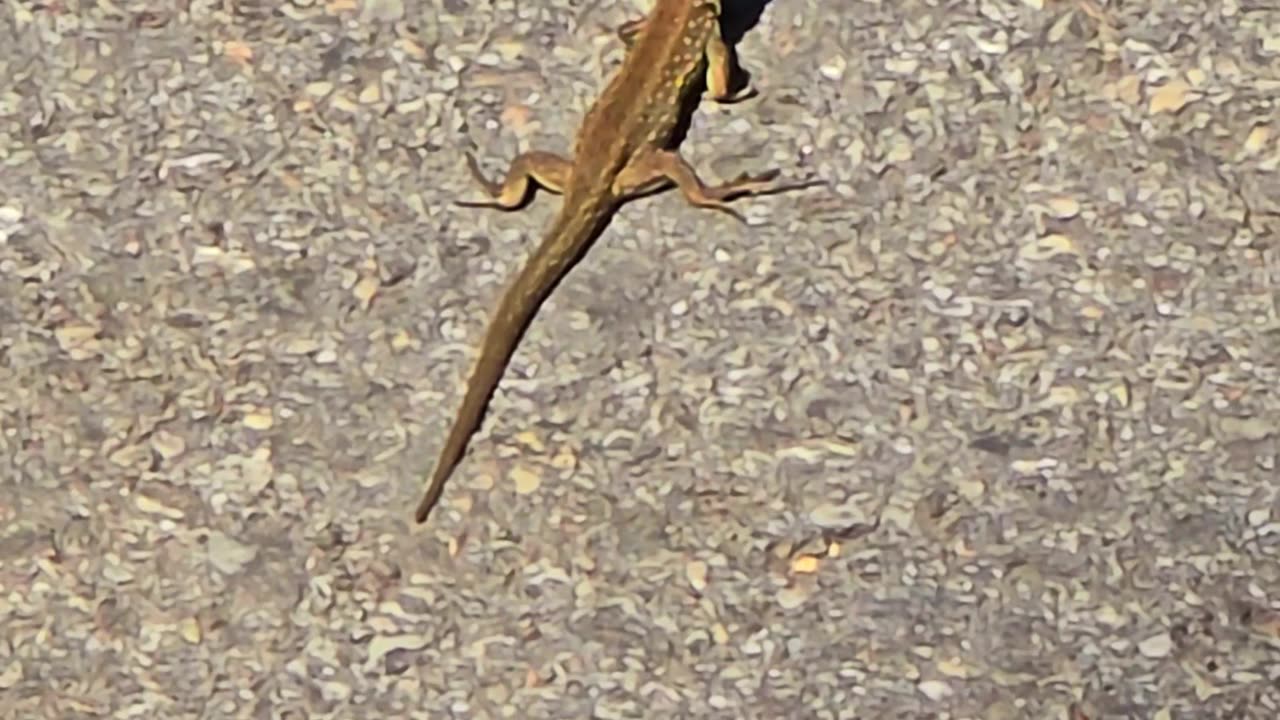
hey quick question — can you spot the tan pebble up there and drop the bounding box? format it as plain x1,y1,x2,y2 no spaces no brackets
686,560,709,591
151,430,186,460
771,541,795,560
819,56,846,82
819,438,862,457
1113,75,1141,105
390,329,413,351
1108,381,1131,408
243,409,274,430
284,337,321,355
102,558,135,584
511,465,541,495
206,531,257,576
358,83,381,104
791,555,819,574
809,501,870,529
936,656,971,679
305,81,333,97
1019,233,1078,260
1047,196,1080,219
471,470,495,491
917,680,952,701
1046,386,1080,405
1148,80,1193,114
951,536,977,558
359,0,405,22
1243,125,1271,156
69,67,97,84
178,617,202,644
954,477,985,501
134,494,184,520
0,660,21,689
1248,610,1280,639
394,102,427,123
886,136,914,163
193,245,225,262
108,444,151,468
826,541,841,558
514,431,545,453
353,275,379,308
222,40,253,65
367,633,430,663
776,585,810,610
242,448,274,493
331,94,358,113
55,324,99,351
1138,631,1173,658
500,104,534,134
1011,458,1056,474
550,446,578,471
1094,604,1124,627
885,57,919,75
491,38,526,63
1247,508,1271,528
399,38,427,59
711,623,729,644
1220,416,1274,441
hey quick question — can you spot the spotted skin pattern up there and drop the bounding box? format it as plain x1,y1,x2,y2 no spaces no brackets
415,0,796,524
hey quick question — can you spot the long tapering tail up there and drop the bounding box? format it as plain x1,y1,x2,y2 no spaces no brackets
415,202,612,523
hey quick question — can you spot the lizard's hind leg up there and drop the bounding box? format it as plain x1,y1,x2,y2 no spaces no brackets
455,151,573,210
613,148,781,224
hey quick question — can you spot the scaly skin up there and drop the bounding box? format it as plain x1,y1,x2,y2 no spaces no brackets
415,0,800,524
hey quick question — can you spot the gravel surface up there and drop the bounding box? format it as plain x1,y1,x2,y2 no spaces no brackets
3,0,1280,717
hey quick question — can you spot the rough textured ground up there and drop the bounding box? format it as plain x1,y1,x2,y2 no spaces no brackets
3,0,1280,717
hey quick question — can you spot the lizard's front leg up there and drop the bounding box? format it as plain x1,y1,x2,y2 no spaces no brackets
613,148,782,224
703,32,755,103
455,150,573,210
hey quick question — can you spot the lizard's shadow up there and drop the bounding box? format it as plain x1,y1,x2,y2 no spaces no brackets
720,0,774,46
665,0,777,151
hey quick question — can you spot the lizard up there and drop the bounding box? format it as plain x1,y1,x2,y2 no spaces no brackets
415,0,807,524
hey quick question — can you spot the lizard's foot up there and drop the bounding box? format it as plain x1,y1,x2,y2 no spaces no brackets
615,150,791,225
454,150,572,210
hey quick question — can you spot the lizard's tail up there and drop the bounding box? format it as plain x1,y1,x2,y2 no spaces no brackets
414,204,612,523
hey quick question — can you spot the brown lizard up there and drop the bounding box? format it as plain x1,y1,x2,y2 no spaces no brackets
415,0,807,524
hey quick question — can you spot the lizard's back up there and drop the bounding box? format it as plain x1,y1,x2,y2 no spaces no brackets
566,0,722,192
